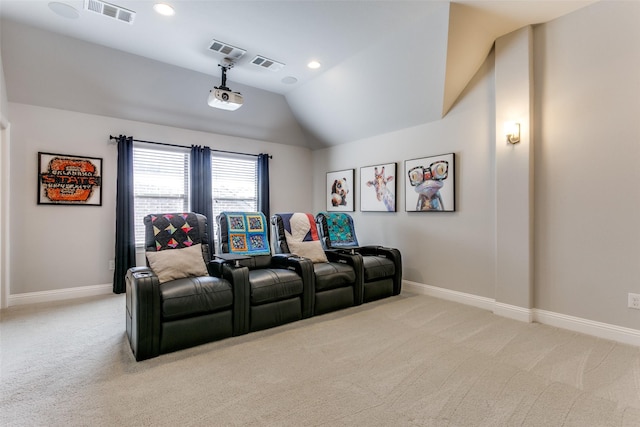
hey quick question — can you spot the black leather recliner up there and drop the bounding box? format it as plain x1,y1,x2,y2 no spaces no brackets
126,212,245,361
272,212,363,315
316,212,402,303
216,212,314,333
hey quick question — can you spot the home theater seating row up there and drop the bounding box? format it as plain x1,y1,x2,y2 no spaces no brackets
126,211,402,361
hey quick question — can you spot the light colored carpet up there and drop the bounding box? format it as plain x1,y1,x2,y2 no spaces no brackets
1,292,639,426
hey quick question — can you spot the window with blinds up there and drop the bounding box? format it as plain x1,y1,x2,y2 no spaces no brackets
133,145,190,247
211,154,258,244
131,145,258,248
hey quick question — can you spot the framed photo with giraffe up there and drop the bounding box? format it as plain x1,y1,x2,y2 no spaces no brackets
326,169,354,211
360,163,397,212
404,153,455,212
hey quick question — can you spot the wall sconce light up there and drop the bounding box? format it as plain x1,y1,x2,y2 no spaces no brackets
504,122,520,144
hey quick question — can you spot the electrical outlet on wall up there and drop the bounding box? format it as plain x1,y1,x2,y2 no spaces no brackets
628,293,640,310
109,260,115,271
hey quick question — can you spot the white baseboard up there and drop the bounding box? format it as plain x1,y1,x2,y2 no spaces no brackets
403,280,495,311
534,308,640,347
403,280,640,347
494,302,533,323
7,283,113,307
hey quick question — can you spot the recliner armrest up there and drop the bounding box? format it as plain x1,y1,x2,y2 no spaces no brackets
208,258,226,276
270,252,293,268
324,249,359,264
329,245,383,256
217,263,251,336
271,253,315,318
323,250,365,305
358,245,391,257
357,247,402,295
126,267,161,361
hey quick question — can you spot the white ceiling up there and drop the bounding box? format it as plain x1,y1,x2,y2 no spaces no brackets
0,0,596,149
1,0,447,94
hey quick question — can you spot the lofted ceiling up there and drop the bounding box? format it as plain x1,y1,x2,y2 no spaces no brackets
0,0,595,149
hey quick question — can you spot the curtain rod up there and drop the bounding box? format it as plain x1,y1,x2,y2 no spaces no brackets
109,135,272,159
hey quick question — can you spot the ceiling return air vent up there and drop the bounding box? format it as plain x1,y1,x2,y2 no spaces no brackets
84,0,135,24
208,39,246,60
250,55,285,72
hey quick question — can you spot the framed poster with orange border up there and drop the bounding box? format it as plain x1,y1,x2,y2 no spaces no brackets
38,152,103,206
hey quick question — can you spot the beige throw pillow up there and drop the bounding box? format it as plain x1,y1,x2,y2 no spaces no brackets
146,243,209,284
288,240,328,263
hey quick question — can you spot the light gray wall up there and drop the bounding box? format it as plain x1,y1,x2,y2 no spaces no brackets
8,103,313,294
0,49,7,125
533,1,640,328
494,27,534,310
0,49,7,309
312,0,640,330
312,51,497,299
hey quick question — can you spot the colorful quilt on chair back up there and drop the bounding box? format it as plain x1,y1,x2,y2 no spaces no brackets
148,213,202,251
321,212,359,248
225,212,271,255
279,213,320,244
278,212,328,263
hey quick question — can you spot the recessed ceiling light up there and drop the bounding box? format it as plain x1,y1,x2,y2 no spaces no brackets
153,3,174,16
48,2,80,19
281,76,298,85
307,60,321,69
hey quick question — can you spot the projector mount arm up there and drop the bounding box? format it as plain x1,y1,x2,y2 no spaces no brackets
208,57,243,110
217,58,235,91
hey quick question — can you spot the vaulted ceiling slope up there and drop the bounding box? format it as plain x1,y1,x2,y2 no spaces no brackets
0,19,312,147
0,1,594,150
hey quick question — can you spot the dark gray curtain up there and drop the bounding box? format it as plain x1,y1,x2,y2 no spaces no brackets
257,153,270,220
113,135,135,294
190,145,214,255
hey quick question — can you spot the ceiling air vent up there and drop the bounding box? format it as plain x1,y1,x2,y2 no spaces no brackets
208,40,246,60
250,55,285,72
84,0,135,24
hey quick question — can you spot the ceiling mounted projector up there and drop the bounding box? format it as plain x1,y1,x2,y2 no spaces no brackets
208,61,243,111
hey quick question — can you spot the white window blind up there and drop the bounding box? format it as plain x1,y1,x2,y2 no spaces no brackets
211,154,258,244
131,145,258,249
133,146,190,247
